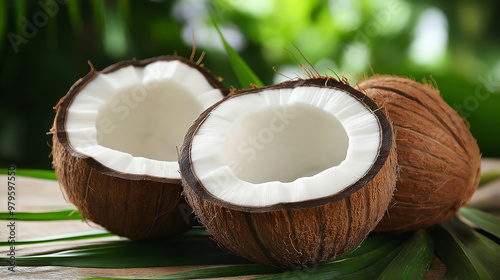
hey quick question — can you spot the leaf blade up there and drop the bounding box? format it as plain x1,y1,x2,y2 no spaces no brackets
255,233,406,280
0,209,82,221
0,0,7,54
0,233,251,268
67,0,84,35
210,16,264,89
0,228,114,247
441,217,500,278
335,243,404,280
433,221,490,280
459,207,500,239
1,168,57,180
14,0,27,36
152,264,284,279
479,169,500,186
377,230,434,280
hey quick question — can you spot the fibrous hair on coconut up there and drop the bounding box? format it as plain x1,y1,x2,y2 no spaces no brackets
355,74,481,232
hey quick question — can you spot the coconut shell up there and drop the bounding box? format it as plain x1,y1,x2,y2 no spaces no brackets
180,78,398,267
52,134,193,239
355,76,481,232
51,56,228,240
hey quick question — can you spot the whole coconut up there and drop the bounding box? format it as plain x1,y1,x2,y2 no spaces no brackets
355,76,481,232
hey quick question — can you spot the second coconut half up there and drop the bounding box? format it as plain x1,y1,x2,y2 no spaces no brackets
180,78,398,268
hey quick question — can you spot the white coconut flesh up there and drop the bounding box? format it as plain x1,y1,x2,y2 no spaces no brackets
191,86,381,207
65,60,223,179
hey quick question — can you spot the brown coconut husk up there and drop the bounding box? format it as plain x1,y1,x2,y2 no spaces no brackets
355,75,481,232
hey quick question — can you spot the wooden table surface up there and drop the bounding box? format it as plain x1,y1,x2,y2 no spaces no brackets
1,158,499,280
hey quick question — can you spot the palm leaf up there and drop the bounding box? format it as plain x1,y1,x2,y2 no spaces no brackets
0,0,7,53
0,168,57,180
441,217,500,278
0,228,113,247
152,233,397,280
81,233,400,280
254,233,406,279
479,169,500,186
434,221,491,280
459,206,500,239
14,0,27,36
334,245,404,280
0,209,82,221
90,0,106,30
151,264,283,280
376,230,434,280
117,0,130,27
67,0,84,35
81,265,283,280
0,231,250,268
210,16,264,89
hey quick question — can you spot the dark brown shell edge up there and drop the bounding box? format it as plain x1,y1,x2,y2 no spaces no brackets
180,78,398,267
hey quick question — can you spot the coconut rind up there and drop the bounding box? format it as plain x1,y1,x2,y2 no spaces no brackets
180,79,398,267
356,76,481,232
52,133,193,239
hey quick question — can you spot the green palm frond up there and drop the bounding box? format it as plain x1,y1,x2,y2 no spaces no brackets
459,207,500,239
0,228,113,247
211,15,264,88
0,208,81,221
1,168,57,180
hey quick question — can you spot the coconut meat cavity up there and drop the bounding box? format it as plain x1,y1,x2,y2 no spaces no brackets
65,60,223,179
191,86,381,206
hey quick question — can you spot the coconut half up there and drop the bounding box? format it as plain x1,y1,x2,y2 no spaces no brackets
180,78,397,267
52,56,228,239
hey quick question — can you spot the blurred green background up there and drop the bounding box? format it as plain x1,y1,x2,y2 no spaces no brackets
1,0,499,170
